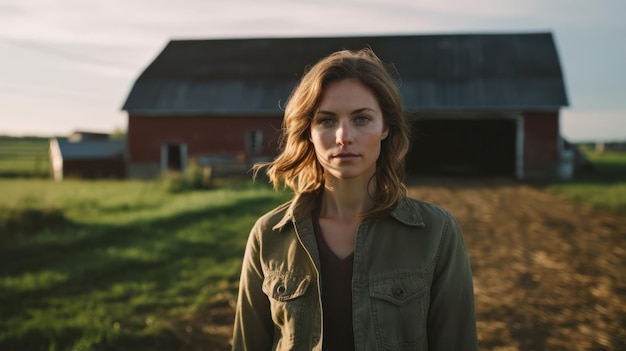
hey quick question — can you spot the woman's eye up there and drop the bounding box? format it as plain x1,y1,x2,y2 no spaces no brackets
318,118,334,126
355,116,370,124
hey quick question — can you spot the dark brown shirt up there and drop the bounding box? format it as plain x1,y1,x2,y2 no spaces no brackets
313,211,355,351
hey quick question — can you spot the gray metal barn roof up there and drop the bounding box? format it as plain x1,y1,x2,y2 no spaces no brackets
122,33,569,114
54,138,126,160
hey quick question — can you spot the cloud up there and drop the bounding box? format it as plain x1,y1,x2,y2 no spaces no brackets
3,0,623,46
0,0,624,138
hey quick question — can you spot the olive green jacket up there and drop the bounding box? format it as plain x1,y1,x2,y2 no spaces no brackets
232,193,478,350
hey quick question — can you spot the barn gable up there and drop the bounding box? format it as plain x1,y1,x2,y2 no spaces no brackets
122,33,569,179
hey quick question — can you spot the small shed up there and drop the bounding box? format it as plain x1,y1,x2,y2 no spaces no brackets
49,131,126,181
122,33,569,179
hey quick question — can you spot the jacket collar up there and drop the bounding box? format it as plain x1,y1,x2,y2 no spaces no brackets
390,197,425,227
273,192,317,231
273,192,425,231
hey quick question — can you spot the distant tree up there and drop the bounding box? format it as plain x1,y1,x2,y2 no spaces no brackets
111,127,127,140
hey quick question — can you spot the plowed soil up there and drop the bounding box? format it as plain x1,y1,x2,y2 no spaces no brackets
191,178,626,350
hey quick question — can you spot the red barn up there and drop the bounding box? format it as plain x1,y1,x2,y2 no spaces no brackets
122,33,569,179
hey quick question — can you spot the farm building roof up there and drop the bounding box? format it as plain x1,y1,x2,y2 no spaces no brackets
122,32,569,114
52,138,126,160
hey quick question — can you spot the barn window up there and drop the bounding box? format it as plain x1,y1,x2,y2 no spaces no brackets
246,130,263,154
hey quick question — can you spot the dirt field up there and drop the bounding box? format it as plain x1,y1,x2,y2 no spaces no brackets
194,178,626,350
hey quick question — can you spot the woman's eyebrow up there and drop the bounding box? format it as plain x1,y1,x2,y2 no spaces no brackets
315,110,336,116
351,107,377,114
316,107,377,116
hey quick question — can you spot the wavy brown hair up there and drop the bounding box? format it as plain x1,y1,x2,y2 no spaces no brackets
254,48,411,220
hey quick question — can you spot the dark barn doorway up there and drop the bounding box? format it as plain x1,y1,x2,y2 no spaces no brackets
166,144,182,170
162,143,186,172
406,118,517,177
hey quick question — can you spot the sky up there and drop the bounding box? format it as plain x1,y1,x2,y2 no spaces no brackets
0,0,625,142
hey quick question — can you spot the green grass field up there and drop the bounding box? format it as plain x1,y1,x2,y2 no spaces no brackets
0,136,50,178
546,149,626,211
0,179,291,351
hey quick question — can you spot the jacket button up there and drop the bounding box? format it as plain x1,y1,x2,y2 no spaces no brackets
393,286,405,298
277,285,286,295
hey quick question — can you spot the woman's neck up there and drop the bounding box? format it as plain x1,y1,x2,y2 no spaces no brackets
320,176,374,221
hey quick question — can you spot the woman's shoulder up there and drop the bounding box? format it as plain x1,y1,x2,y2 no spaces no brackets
252,199,294,232
393,196,456,227
254,192,319,231
404,197,453,217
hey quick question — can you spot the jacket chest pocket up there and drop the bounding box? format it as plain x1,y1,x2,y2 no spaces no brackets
262,271,312,346
369,274,429,350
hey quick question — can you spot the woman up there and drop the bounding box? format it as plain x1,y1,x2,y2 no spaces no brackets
232,48,477,350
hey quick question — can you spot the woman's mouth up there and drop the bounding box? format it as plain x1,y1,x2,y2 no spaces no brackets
332,152,359,161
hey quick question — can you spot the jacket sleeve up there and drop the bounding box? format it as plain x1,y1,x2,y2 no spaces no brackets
232,223,274,351
427,212,478,350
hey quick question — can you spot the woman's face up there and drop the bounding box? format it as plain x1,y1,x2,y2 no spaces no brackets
310,78,388,182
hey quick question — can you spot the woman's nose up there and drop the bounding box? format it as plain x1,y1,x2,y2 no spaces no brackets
336,121,354,145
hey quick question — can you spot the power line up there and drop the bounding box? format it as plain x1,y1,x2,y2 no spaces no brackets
1,39,138,70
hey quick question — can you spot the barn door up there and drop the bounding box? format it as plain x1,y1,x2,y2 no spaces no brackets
161,143,187,173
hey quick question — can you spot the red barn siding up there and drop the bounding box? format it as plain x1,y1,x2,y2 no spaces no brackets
128,112,565,179
523,112,560,177
127,115,282,163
